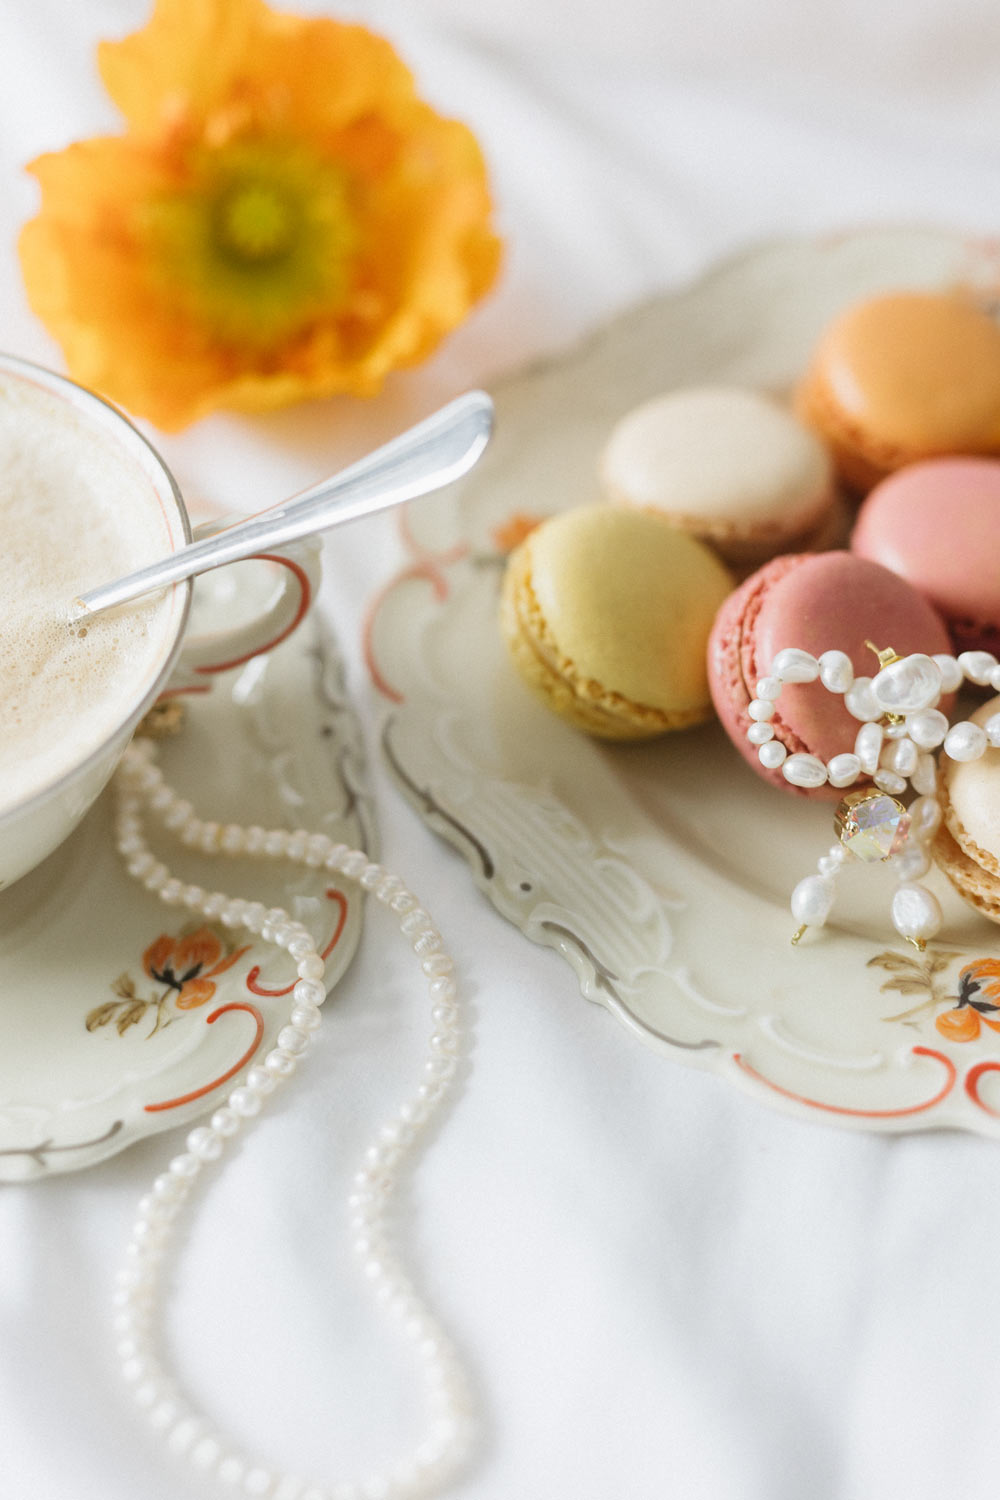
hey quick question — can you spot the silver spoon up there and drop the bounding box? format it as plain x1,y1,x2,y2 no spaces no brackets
71,389,494,620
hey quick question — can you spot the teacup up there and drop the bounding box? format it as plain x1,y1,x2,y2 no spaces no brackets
0,353,320,891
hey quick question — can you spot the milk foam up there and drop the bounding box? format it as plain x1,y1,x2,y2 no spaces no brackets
0,373,178,812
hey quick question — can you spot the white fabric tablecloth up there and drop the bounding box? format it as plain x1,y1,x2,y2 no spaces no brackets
3,3,1000,1497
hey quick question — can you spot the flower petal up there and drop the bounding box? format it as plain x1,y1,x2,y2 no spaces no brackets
173,927,224,975
19,2,501,427
935,1006,982,1043
98,0,274,139
961,958,1000,1004
175,977,217,1010
142,932,177,982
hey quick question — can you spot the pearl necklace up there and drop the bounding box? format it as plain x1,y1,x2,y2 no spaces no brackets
111,738,474,1500
744,644,1000,949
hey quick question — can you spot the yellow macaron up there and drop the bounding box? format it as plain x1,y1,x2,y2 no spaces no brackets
500,504,734,739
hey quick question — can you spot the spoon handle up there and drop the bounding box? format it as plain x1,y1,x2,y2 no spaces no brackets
73,389,494,619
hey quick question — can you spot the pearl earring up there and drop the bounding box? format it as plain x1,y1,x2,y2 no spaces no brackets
747,642,1000,949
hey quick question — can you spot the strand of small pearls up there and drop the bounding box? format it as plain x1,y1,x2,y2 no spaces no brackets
112,738,474,1500
745,647,1000,792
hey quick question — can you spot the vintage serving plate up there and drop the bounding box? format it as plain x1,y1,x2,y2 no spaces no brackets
0,599,373,1180
366,226,1000,1135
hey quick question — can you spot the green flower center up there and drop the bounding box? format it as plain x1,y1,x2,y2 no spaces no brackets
142,139,359,350
213,181,297,264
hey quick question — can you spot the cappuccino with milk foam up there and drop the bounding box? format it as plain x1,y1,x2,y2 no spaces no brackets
0,371,178,812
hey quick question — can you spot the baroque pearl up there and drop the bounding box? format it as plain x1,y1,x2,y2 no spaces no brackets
958,650,998,686
933,654,962,693
844,677,881,723
747,722,774,746
944,721,988,762
910,753,938,797
891,883,943,946
873,768,907,796
827,753,861,788
771,647,819,683
791,874,836,927
880,736,918,779
870,654,942,715
854,722,883,775
906,709,949,750
782,753,828,789
758,740,787,770
818,650,854,693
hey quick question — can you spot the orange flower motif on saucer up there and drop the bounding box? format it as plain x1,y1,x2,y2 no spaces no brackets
142,925,249,1009
935,959,1000,1043
18,0,501,429
86,923,250,1037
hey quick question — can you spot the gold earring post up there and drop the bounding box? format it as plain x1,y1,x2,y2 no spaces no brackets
864,640,901,669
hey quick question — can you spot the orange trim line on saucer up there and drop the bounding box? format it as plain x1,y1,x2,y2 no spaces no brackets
245,889,348,997
733,1045,957,1118
965,1059,1000,1115
143,1001,264,1112
362,560,453,703
362,505,470,703
194,554,312,675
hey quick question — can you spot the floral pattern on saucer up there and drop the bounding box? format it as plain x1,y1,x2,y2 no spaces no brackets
0,605,373,1180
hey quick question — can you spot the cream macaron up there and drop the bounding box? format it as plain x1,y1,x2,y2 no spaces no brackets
934,693,1000,923
500,503,733,739
599,385,841,574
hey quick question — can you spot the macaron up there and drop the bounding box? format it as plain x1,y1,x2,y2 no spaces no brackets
708,550,952,798
934,694,1000,922
500,504,734,739
795,291,1000,494
599,384,842,573
852,457,1000,654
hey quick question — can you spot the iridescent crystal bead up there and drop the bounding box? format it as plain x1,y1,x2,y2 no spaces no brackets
834,789,910,863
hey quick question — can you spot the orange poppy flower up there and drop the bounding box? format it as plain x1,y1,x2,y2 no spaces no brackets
935,959,1000,1043
143,925,248,1009
18,0,501,429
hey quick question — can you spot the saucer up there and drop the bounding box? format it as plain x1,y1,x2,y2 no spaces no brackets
0,597,374,1180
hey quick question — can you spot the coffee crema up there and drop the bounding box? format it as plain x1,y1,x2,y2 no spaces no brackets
0,372,179,813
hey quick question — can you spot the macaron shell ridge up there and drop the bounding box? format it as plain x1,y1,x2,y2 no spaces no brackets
708,554,829,798
930,823,1000,924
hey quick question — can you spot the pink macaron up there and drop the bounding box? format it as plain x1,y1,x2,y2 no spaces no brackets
851,457,1000,654
708,551,952,798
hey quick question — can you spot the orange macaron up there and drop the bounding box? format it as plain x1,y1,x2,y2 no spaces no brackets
796,291,1000,494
